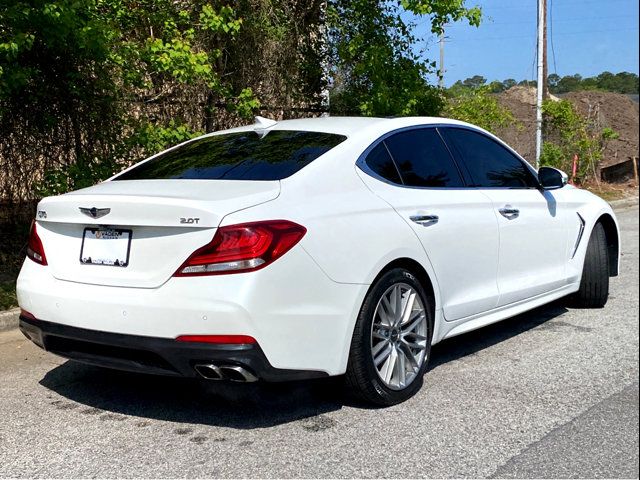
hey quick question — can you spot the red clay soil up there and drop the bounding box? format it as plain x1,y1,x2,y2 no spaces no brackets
494,87,639,171
563,91,639,167
494,87,539,165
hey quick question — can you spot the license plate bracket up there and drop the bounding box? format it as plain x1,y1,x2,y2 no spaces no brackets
80,228,132,267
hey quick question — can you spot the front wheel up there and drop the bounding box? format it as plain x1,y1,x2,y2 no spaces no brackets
345,268,432,406
572,222,610,308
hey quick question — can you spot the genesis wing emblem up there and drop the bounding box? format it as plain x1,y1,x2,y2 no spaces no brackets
79,207,111,219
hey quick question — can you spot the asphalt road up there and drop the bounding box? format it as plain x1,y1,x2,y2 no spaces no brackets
0,206,638,479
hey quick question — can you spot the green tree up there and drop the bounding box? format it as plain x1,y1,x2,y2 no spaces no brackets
444,85,516,133
1,0,262,196
487,80,506,93
541,99,618,183
503,78,517,89
555,74,582,93
547,73,561,92
461,75,486,89
328,0,481,117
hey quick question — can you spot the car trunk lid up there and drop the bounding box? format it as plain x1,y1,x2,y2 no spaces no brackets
35,180,280,288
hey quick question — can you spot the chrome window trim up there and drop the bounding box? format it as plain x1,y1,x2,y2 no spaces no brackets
438,125,543,190
355,124,468,190
356,123,543,191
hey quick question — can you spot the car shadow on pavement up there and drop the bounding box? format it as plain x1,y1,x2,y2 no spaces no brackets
429,299,569,371
39,362,346,429
39,300,568,428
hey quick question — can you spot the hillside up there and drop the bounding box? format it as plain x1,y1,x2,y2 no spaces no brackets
495,87,639,171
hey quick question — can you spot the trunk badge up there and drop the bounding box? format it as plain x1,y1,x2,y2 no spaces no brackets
79,207,111,219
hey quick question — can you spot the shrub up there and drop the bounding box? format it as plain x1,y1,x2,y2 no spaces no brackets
443,86,516,133
541,99,618,183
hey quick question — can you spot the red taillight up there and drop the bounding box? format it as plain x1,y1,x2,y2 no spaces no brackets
26,221,47,265
174,220,306,276
175,335,257,344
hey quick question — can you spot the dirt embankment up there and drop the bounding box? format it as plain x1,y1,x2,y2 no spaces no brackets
494,87,639,171
563,91,639,167
494,87,539,165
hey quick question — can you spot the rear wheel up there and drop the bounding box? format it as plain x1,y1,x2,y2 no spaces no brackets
573,222,610,308
345,268,432,406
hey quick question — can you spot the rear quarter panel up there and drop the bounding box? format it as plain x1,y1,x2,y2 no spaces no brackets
222,138,438,291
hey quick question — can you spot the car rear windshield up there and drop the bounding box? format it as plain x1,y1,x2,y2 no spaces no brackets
114,130,347,181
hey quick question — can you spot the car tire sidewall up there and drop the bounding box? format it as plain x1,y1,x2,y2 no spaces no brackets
350,268,433,406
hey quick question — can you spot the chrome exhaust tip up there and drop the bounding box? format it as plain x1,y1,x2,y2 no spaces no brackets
194,364,223,380
218,365,258,383
194,363,258,382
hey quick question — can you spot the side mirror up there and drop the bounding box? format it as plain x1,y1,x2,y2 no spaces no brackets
538,166,568,190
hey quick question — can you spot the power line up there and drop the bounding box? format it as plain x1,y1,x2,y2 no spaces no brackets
445,27,638,43
480,14,633,26
481,0,633,11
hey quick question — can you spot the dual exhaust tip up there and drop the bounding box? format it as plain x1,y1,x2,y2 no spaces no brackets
194,364,258,383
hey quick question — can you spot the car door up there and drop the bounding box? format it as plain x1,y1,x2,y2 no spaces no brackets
440,127,569,307
356,127,501,321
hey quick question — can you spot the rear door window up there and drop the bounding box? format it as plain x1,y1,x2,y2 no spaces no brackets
384,129,464,188
363,142,403,184
115,130,347,181
441,128,539,188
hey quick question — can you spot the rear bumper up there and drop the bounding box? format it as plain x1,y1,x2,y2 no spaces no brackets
17,246,368,376
20,316,328,382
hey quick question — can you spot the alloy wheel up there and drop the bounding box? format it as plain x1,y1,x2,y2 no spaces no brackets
370,282,428,390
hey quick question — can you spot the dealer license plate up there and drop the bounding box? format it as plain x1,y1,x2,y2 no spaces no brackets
80,228,132,267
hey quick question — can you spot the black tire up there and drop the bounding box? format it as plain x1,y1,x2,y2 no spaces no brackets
573,222,610,308
345,268,433,406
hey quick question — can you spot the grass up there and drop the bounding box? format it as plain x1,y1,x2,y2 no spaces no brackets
581,180,638,202
0,281,17,311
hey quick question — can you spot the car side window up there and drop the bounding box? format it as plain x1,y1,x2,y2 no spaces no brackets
384,129,464,188
441,128,539,188
363,142,403,184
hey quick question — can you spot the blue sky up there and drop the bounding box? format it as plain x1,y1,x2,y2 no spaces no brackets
411,0,640,86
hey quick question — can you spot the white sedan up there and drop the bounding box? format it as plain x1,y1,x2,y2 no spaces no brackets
17,116,620,405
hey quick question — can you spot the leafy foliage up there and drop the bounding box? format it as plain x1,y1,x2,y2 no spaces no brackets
1,0,244,198
1,0,486,200
328,0,481,117
454,72,639,95
443,85,516,133
548,72,639,94
540,99,618,183
0,281,16,310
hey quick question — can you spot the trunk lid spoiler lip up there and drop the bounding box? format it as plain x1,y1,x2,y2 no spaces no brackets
35,179,281,229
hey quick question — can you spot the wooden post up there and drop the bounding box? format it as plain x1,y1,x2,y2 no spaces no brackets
633,156,639,184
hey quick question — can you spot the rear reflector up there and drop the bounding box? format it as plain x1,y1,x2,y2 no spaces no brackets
20,309,37,321
175,335,257,344
26,221,47,265
174,220,306,276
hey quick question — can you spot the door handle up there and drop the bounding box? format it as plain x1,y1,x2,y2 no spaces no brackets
410,214,439,226
499,205,520,219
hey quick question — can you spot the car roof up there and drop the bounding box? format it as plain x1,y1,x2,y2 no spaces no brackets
221,116,479,137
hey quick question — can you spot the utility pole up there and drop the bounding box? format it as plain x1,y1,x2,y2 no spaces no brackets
542,0,548,100
320,0,330,116
535,0,547,168
439,30,445,89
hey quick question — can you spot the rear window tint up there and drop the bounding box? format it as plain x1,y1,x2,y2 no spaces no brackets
115,130,347,181
364,142,403,184
385,129,464,188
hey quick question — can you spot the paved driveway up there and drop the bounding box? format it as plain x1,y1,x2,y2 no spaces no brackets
0,207,638,478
